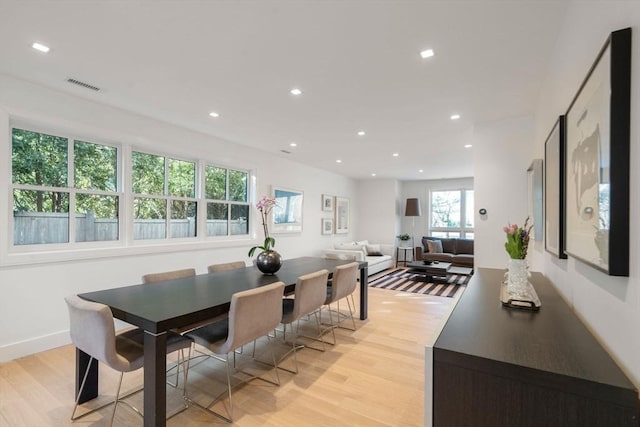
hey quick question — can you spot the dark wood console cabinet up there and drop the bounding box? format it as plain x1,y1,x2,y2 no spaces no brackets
431,268,639,426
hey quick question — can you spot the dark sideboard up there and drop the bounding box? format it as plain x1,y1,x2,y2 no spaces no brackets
429,268,639,426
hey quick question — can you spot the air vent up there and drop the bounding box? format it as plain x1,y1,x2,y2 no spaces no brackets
66,78,100,92
280,150,291,154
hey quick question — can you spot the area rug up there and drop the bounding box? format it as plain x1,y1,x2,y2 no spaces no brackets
368,268,471,298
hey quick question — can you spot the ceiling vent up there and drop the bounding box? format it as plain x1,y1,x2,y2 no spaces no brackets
66,78,100,92
280,150,292,154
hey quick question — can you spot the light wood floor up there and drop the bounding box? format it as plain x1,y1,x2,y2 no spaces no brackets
0,273,459,426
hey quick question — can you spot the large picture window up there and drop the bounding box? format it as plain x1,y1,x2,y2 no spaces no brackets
430,189,474,239
11,129,120,245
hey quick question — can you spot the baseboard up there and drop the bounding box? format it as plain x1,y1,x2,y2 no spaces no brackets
0,330,70,363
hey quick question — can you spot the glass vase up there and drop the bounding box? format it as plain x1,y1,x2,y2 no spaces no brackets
507,258,529,298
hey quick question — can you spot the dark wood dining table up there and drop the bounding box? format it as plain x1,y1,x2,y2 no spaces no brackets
76,256,368,427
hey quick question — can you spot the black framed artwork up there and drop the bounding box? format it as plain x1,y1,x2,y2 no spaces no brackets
564,27,630,276
544,116,566,259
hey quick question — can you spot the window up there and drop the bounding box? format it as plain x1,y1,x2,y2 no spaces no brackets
204,166,249,236
8,124,253,259
11,128,119,245
430,189,474,239
132,151,197,240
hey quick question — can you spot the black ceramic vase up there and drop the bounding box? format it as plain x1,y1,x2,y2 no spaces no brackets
256,250,282,275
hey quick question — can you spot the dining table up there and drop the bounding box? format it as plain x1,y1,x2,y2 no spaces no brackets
76,256,368,427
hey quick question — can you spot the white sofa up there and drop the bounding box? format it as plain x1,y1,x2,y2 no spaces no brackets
323,240,395,276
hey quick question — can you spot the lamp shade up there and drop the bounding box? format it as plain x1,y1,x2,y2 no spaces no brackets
405,198,421,216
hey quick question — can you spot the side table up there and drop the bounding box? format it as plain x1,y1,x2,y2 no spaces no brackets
396,246,413,267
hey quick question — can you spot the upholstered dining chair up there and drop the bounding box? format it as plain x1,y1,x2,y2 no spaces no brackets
184,281,285,422
65,295,192,426
207,261,246,274
322,262,359,344
279,269,330,374
141,267,196,284
141,267,199,386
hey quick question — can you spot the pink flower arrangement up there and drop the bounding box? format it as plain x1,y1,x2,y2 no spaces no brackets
248,196,277,257
503,217,532,259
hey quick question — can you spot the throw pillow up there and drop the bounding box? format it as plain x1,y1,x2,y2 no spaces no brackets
365,244,383,256
426,239,443,253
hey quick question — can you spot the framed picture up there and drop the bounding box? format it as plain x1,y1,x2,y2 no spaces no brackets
321,218,333,235
271,186,303,233
544,116,567,259
322,194,334,212
527,159,543,241
335,197,349,234
564,27,630,276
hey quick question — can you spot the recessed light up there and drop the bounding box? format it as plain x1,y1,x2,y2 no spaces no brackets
464,144,473,148
290,88,302,96
420,49,434,59
371,173,376,177
209,112,220,118
336,159,342,163
357,131,366,136
32,42,50,53
419,169,424,173
289,142,297,147
392,153,399,157
450,114,461,120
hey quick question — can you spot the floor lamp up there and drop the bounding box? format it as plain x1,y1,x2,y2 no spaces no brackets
405,198,422,260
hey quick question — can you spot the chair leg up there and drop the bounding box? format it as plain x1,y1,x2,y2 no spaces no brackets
266,335,281,386
110,372,124,426
225,353,234,421
70,356,95,421
346,294,357,330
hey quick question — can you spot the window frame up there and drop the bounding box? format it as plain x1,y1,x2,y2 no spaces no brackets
3,119,255,266
203,163,251,238
130,148,199,241
428,188,474,239
10,123,124,250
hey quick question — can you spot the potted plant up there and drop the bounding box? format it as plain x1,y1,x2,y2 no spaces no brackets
249,196,281,274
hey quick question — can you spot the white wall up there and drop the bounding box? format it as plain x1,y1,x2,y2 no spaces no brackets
532,2,640,386
0,74,356,361
354,178,399,244
472,115,536,269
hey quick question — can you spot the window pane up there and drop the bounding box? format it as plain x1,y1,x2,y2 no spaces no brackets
464,232,475,240
168,159,195,198
207,202,228,236
170,200,197,238
229,170,248,202
12,128,68,187
431,191,461,228
205,166,226,200
465,190,474,228
13,189,69,244
431,231,460,238
133,197,166,239
132,152,164,195
76,194,119,242
231,204,249,235
74,141,117,191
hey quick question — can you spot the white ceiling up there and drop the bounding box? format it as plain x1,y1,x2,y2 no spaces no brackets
0,1,569,181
